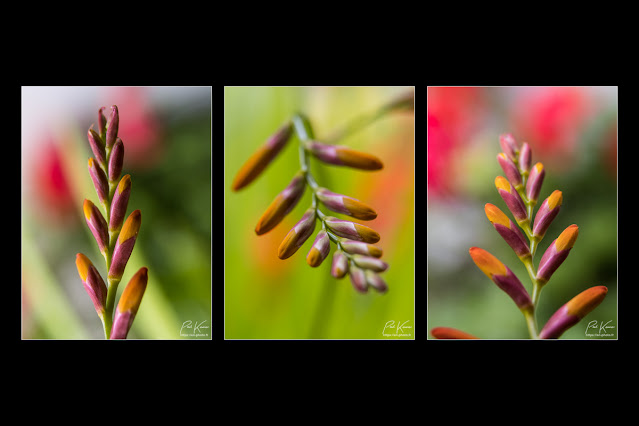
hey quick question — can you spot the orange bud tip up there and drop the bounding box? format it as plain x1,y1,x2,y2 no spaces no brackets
548,190,563,209
75,253,92,282
566,286,608,318
555,225,579,251
469,247,507,278
431,327,478,339
494,176,511,192
117,267,149,314
484,203,510,228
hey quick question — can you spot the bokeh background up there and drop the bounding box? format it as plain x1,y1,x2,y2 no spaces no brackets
427,86,617,339
22,86,212,339
225,86,415,339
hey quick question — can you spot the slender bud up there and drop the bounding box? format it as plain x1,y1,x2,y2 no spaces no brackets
339,239,383,258
497,153,522,188
364,269,388,293
324,216,380,243
88,127,106,168
331,250,349,278
75,253,107,318
526,162,545,203
255,171,306,235
231,121,294,191
111,267,148,339
109,210,141,281
495,176,528,224
499,133,519,161
431,327,479,339
519,143,532,174
352,254,389,272
88,158,109,204
306,141,383,171
539,286,608,339
83,199,109,256
532,190,562,239
469,247,532,310
278,207,316,260
316,188,377,220
108,138,124,182
349,264,368,293
537,225,579,284
98,107,107,139
306,230,330,267
109,175,132,233
106,105,119,149
484,203,530,259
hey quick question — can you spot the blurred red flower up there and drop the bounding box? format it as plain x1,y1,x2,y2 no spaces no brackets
511,87,594,169
31,140,75,223
428,87,486,198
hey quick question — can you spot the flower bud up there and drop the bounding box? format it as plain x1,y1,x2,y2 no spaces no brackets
537,225,578,284
106,105,119,149
306,230,330,267
324,216,380,243
431,327,478,339
111,267,148,339
109,210,141,281
331,250,349,278
469,247,532,310
519,143,532,174
499,133,519,161
83,199,109,256
98,107,107,139
108,138,124,182
526,162,545,203
484,203,530,259
495,176,528,224
76,253,107,318
278,207,316,260
349,265,368,293
255,171,306,235
364,269,388,293
339,240,382,258
231,121,293,191
88,127,106,168
352,254,388,272
539,286,608,339
88,157,109,204
306,141,383,171
497,153,522,188
109,175,132,233
316,188,377,220
532,190,562,239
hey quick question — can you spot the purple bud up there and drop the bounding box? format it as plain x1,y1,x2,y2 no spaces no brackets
519,143,532,173
76,253,107,318
306,230,330,267
537,225,578,284
83,199,108,255
495,176,528,223
352,254,389,272
349,265,368,293
106,105,119,149
324,216,380,243
532,190,562,239
365,270,388,293
497,153,522,188
98,107,107,139
108,138,124,182
110,175,132,233
109,210,141,281
316,188,377,220
88,127,106,167
88,158,109,204
331,250,349,278
277,208,316,260
526,163,545,203
499,133,519,161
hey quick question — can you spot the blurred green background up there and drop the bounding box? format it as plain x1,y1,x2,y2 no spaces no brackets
22,86,211,339
427,86,617,339
224,87,415,339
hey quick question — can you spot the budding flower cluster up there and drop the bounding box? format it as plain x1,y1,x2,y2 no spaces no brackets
232,111,393,295
76,105,148,339
432,133,608,339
